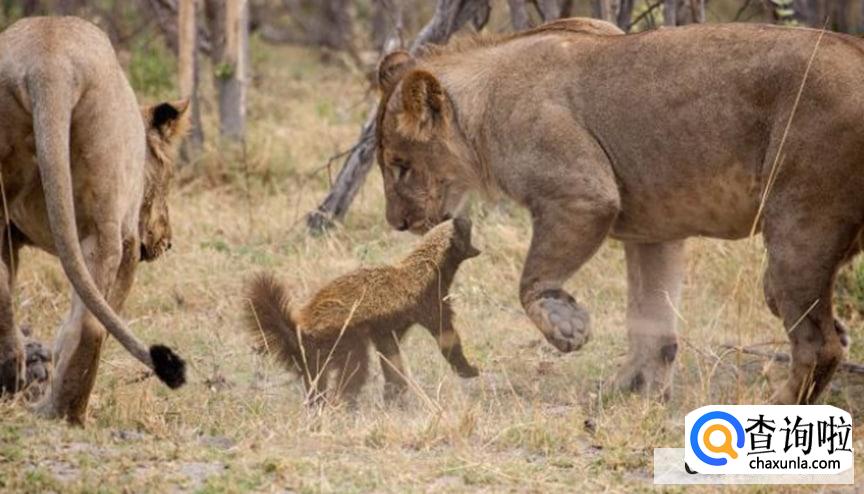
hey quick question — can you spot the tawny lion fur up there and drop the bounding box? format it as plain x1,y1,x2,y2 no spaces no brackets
246,218,480,404
375,18,864,404
0,17,189,424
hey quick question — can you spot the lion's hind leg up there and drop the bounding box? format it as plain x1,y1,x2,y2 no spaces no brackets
0,258,23,396
763,216,858,404
36,232,123,424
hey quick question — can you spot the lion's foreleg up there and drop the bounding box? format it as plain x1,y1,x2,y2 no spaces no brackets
36,232,123,424
613,240,685,399
519,192,619,353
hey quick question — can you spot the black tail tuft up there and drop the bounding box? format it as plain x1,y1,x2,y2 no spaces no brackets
150,345,186,389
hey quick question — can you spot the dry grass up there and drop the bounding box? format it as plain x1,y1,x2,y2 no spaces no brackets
0,40,862,493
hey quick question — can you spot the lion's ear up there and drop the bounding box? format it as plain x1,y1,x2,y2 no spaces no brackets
146,99,191,144
398,70,447,142
378,50,415,93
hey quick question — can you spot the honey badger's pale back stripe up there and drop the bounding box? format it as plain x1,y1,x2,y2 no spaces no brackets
294,221,457,336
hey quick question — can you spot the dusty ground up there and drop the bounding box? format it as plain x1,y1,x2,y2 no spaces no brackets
0,40,862,493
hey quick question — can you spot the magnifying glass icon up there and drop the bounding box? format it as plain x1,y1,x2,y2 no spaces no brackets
703,424,738,459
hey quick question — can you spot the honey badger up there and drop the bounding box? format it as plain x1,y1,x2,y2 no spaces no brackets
245,218,481,404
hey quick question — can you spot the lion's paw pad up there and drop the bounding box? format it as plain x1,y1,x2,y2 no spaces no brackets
528,293,590,353
24,340,51,386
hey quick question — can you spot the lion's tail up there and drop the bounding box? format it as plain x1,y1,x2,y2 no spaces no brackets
26,62,185,389
245,273,304,369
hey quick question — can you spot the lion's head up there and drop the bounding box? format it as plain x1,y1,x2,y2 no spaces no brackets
139,100,189,262
375,51,476,234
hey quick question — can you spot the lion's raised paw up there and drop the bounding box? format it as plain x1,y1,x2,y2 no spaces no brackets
527,291,591,353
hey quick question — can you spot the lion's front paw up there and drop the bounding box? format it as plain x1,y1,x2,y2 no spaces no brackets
0,341,25,395
526,291,591,353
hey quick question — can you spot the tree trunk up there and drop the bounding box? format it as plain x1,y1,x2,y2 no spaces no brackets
688,0,704,22
507,0,531,31
178,0,204,155
145,0,212,55
57,0,81,14
23,0,41,15
616,0,634,30
663,0,677,25
371,0,390,51
593,0,614,22
832,0,849,32
306,0,492,233
534,0,561,20
859,0,864,32
205,0,249,140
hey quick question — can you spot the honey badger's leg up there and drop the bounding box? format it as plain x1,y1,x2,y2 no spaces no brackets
763,216,857,404
333,342,369,406
613,241,685,399
518,134,620,354
418,305,479,378
0,226,22,394
301,349,329,406
36,232,123,424
372,328,410,403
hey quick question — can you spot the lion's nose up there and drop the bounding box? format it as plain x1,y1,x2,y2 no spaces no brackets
396,219,409,231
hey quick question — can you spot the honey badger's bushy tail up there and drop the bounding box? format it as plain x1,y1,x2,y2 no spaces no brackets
245,273,303,368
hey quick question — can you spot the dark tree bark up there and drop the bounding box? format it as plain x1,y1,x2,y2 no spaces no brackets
306,0,492,233
592,0,614,22
832,0,849,32
144,0,213,54
617,0,635,30
689,0,705,22
533,0,561,20
507,0,531,30
57,0,82,14
23,0,42,15
178,0,204,155
204,0,249,140
283,0,353,51
664,0,677,25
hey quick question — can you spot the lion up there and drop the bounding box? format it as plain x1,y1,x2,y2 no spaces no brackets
245,218,480,405
0,17,188,424
374,18,864,404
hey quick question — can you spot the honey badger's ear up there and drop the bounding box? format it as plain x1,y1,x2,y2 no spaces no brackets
398,70,448,142
453,217,481,258
144,99,191,144
378,50,415,93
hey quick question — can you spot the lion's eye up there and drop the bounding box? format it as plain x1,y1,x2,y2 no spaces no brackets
392,159,410,181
